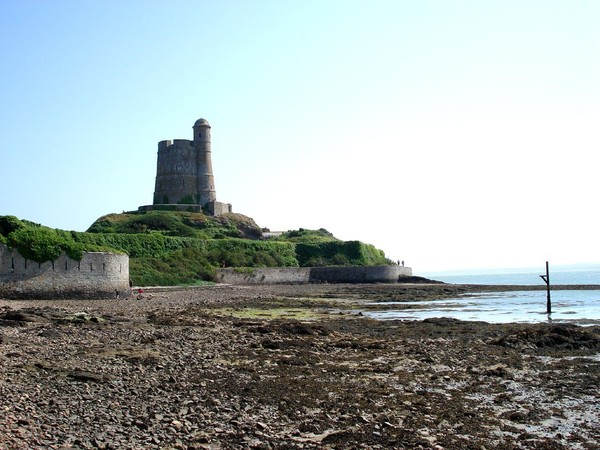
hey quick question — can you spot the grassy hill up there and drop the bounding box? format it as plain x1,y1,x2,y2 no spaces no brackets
88,211,263,240
1,211,393,286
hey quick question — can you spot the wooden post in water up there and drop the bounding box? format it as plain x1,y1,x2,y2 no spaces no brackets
539,261,551,315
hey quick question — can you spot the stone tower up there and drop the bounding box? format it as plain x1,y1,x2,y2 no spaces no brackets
141,118,232,216
193,118,216,206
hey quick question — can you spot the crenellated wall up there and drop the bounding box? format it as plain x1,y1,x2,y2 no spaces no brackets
214,265,413,285
0,244,130,299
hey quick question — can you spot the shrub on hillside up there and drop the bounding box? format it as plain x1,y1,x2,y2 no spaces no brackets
295,240,390,267
7,227,84,262
0,215,120,262
72,232,297,263
0,215,25,236
275,228,338,244
130,248,216,286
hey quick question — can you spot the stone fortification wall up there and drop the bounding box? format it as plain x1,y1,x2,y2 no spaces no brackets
205,201,233,216
215,265,412,285
309,265,412,283
0,244,130,299
214,267,311,285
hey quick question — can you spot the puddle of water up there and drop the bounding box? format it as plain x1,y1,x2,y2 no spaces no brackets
363,290,600,324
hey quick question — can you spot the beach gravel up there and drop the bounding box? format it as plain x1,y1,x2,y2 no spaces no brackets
1,283,599,449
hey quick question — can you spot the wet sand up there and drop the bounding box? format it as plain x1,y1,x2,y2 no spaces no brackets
1,283,599,449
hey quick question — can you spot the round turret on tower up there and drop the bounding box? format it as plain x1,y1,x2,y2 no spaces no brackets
193,118,216,206
193,118,211,142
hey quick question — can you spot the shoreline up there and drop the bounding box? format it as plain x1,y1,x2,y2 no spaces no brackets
1,283,599,449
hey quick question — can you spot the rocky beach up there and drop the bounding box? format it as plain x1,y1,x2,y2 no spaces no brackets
1,283,599,449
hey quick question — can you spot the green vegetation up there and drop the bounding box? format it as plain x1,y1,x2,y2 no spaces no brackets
71,230,297,286
128,240,297,286
1,211,393,286
0,216,115,262
0,215,23,235
274,228,338,244
88,211,262,239
295,241,389,267
130,248,215,286
207,306,322,320
178,194,196,205
274,228,390,266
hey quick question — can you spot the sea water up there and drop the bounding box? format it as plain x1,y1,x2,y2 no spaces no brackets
364,269,600,325
424,268,600,286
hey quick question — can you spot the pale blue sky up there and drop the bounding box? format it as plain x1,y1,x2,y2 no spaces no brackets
1,1,599,272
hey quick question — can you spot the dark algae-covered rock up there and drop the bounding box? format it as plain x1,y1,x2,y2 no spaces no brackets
492,324,600,350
